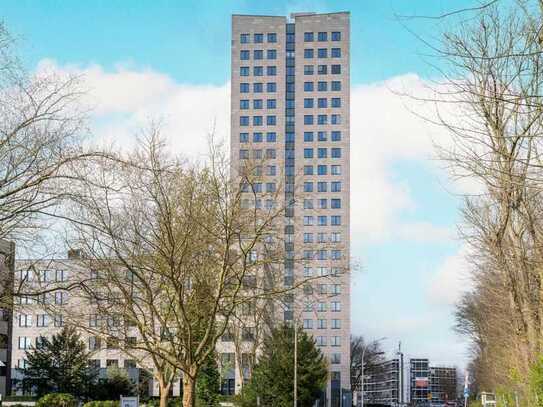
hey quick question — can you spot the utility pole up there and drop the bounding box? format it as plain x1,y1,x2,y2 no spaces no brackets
294,322,297,407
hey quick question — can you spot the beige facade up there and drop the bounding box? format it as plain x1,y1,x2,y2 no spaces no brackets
231,12,351,406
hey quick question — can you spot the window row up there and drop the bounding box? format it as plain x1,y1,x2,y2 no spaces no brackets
240,66,277,76
303,319,342,330
240,49,277,60
240,82,277,93
303,266,342,277
16,291,67,306
303,215,342,225
244,164,277,176
303,97,342,108
303,48,342,59
241,199,277,209
240,99,277,110
303,249,343,260
303,114,342,125
239,182,277,193
304,131,342,142
314,337,343,351
303,198,342,209
17,268,69,282
240,132,277,143
305,300,342,312
303,181,343,193
240,115,278,126
303,147,342,159
239,149,276,160
303,81,342,92
304,31,342,42
240,32,277,44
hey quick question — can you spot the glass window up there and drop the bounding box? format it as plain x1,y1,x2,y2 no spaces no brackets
303,216,314,226
317,182,327,193
267,99,276,109
266,182,276,193
303,319,313,329
240,116,249,126
318,32,328,41
253,99,263,109
331,199,341,209
318,48,327,58
318,199,327,210
304,32,314,42
318,98,327,108
304,148,314,159
266,82,277,92
253,132,263,142
266,132,276,142
318,81,327,91
318,115,327,125
304,98,314,108
318,64,327,74
240,50,250,60
304,165,314,175
331,148,341,158
240,133,248,143
267,66,277,76
304,49,314,59
240,100,249,109
304,82,314,92
254,33,263,43
331,182,341,192
331,165,341,175
304,199,314,209
252,83,262,93
254,50,263,60
240,66,249,76
332,31,341,41
318,131,327,141
304,115,314,125
253,116,263,126
304,132,314,142
331,216,341,225
318,148,327,158
331,232,341,242
304,65,314,75
267,33,277,43
266,165,276,176
318,165,327,175
331,114,341,124
304,182,313,192
331,354,341,364
331,48,341,58
240,83,249,93
266,148,276,159
331,81,341,91
331,98,341,108
266,116,276,125
317,319,327,329
331,131,341,141
331,336,341,347
331,64,341,74
254,66,263,76
267,49,277,59
331,301,341,312
240,33,250,44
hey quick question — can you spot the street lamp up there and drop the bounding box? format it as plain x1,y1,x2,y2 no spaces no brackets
360,337,387,407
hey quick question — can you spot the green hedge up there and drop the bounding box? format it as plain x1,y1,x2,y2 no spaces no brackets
83,401,120,407
36,393,77,407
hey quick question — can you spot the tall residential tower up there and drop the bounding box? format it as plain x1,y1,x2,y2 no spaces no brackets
231,12,351,406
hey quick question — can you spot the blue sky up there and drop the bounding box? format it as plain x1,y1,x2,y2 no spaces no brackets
1,0,481,366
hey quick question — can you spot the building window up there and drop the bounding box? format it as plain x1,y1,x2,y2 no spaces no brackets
316,336,327,347
240,50,250,60
304,115,314,125
254,33,263,43
240,83,249,93
18,314,32,327
304,98,314,108
317,182,327,193
240,116,249,126
304,132,314,142
36,314,49,327
253,83,263,93
331,114,341,124
331,232,341,243
266,132,276,142
239,149,249,160
54,315,64,327
304,82,314,92
304,32,314,42
331,182,341,192
18,336,31,349
267,99,276,109
317,48,327,58
317,98,327,108
318,148,327,158
318,215,327,226
317,319,327,329
267,66,277,76
266,165,277,176
253,66,263,76
332,31,341,41
331,64,341,74
331,319,341,329
319,199,327,209
240,33,250,43
304,233,314,243
303,319,313,329
55,291,67,305
267,32,277,43
267,49,277,59
304,165,314,175
303,216,314,226
266,82,277,92
331,48,341,58
240,100,249,109
331,148,342,158
304,182,313,193
266,183,276,193
331,97,341,108
318,32,328,41
318,165,327,175
316,132,326,142
331,251,342,261
331,216,341,226
331,199,341,209
304,199,314,209
317,64,327,75
240,133,248,143
240,66,249,76
317,81,327,91
254,50,263,60
265,148,276,159
317,115,327,125
266,116,276,126
304,49,314,59
331,165,341,175
331,353,341,364
89,336,101,351
331,131,341,141
331,301,341,312
331,336,341,347
252,132,262,142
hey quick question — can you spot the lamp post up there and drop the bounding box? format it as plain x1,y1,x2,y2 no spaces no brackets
360,337,387,407
294,323,297,407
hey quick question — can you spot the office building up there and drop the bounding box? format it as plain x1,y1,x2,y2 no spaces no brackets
230,11,351,406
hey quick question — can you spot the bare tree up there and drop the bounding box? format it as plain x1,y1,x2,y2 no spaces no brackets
350,335,386,395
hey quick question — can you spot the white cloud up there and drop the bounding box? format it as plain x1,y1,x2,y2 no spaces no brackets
427,245,473,307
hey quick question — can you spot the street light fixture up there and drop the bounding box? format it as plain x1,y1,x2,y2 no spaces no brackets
360,337,387,407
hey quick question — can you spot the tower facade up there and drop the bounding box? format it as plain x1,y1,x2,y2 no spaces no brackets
231,12,351,406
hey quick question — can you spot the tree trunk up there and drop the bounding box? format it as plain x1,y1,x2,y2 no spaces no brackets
159,381,171,407
182,373,197,407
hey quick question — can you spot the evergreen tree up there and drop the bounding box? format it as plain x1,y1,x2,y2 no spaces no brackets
21,326,97,397
239,324,328,407
196,351,220,407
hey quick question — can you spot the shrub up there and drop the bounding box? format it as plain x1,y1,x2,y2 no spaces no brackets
83,401,120,407
36,393,77,407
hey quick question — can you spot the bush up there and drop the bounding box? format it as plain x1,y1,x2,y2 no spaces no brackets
83,401,120,407
36,393,77,407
